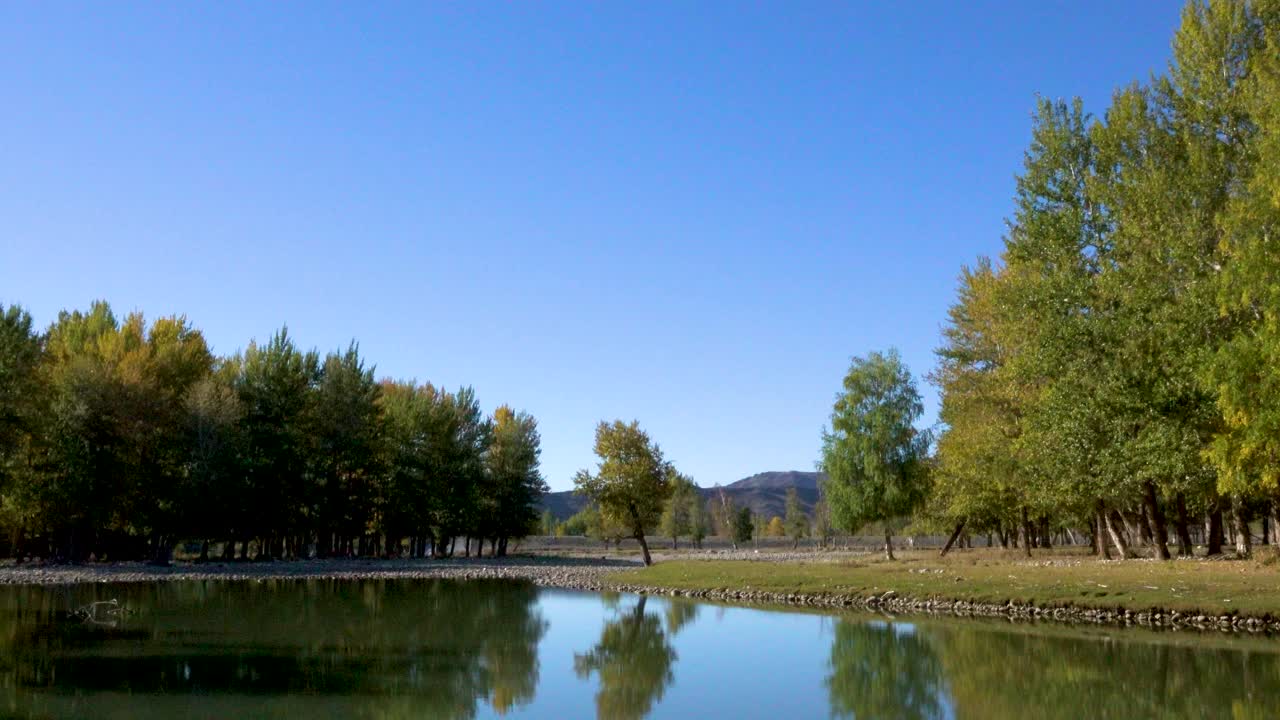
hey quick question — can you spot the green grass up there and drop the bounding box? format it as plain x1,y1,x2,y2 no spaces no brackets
607,547,1280,617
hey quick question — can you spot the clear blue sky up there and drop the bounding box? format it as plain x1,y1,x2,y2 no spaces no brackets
1,2,1181,491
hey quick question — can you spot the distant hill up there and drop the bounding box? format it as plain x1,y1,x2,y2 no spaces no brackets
727,471,822,491
538,470,826,522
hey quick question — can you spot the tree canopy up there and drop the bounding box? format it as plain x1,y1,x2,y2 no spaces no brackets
821,349,930,559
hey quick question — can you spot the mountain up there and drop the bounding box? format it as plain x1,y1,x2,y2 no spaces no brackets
718,471,824,519
727,471,822,491
538,470,826,523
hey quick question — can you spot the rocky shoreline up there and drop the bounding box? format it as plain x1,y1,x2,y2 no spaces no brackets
610,584,1280,635
1,555,1276,635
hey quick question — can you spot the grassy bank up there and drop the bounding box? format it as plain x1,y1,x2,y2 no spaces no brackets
607,548,1280,618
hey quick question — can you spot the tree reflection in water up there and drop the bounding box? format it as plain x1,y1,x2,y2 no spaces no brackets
574,595,690,720
919,622,1280,720
826,620,947,720
0,578,548,719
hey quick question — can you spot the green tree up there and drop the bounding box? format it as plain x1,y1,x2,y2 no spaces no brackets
813,492,834,549
1203,0,1280,553
688,494,709,549
659,472,696,549
821,349,930,560
378,380,438,556
309,343,384,557
573,420,673,565
731,506,754,546
784,487,809,549
235,327,319,558
710,486,737,547
482,405,546,555
182,364,244,560
0,304,45,556
929,259,1026,553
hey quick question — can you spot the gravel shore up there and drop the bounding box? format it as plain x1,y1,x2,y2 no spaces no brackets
0,555,640,589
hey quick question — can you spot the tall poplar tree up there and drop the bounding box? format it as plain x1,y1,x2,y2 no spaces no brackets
821,349,929,560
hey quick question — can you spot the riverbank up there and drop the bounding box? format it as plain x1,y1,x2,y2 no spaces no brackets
609,548,1280,633
4,548,1280,633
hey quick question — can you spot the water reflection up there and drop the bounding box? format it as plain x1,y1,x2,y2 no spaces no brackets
573,595,683,720
920,623,1280,719
2,580,1280,719
826,620,947,720
0,579,548,719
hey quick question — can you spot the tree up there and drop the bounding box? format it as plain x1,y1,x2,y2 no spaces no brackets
821,349,930,560
539,509,556,536
235,327,318,559
0,304,45,557
1203,0,1280,551
309,343,383,558
731,506,754,546
659,472,696,549
183,366,244,561
813,494,834,549
482,405,546,556
766,516,785,537
711,485,738,547
688,495,709,549
928,260,1026,552
784,487,809,549
573,420,673,566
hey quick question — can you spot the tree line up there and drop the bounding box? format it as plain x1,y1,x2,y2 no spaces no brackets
822,0,1280,560
0,301,545,562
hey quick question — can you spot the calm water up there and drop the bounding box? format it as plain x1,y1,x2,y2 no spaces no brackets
1,579,1277,719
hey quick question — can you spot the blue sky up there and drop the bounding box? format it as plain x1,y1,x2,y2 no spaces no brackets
1,2,1181,491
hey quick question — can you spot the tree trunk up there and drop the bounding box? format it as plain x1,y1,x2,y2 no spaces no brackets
1135,509,1153,547
940,521,966,557
1020,507,1032,557
1173,493,1194,557
149,536,171,566
1207,505,1224,556
1143,481,1171,560
884,529,895,561
636,533,652,566
1231,497,1252,558
1105,510,1134,559
1261,505,1270,546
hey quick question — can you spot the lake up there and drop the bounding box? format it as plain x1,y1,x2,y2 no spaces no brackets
1,578,1277,718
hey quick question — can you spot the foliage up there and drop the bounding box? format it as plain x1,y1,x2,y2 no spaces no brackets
765,516,785,537
573,420,675,565
0,301,543,561
784,487,809,546
659,472,697,548
731,506,754,545
821,349,930,557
